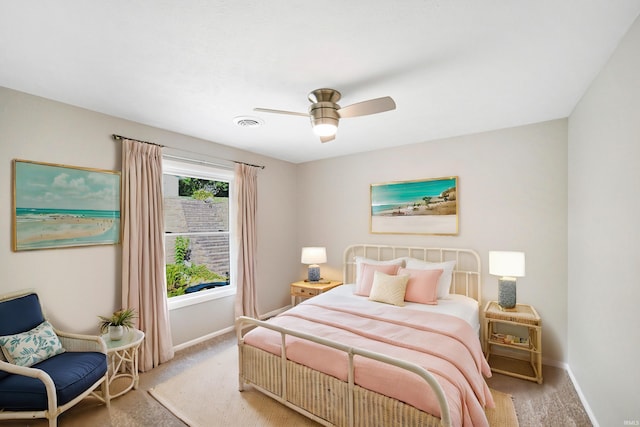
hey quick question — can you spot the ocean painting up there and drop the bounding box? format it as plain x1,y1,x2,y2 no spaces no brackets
370,176,458,235
13,160,121,250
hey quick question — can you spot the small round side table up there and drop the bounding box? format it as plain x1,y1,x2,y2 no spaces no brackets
101,328,145,398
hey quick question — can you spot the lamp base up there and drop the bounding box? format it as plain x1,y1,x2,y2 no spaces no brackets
498,278,517,310
307,265,321,282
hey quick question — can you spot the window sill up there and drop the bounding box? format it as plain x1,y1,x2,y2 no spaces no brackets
168,286,236,311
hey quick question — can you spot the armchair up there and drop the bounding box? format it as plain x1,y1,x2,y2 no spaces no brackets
0,289,110,427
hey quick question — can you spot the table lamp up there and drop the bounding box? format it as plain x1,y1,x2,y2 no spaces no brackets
301,247,326,282
489,251,525,310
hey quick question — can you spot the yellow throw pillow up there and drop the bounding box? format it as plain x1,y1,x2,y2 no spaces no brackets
368,271,410,306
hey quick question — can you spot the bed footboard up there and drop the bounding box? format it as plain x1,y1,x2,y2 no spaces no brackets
236,316,451,427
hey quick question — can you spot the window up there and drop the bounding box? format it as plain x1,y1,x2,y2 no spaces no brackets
163,159,235,309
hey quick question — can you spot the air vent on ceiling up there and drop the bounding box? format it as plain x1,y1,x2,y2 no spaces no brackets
234,116,264,128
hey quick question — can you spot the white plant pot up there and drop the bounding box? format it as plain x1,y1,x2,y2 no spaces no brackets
109,325,124,341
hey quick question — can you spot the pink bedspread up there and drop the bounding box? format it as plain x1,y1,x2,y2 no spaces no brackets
243,293,494,427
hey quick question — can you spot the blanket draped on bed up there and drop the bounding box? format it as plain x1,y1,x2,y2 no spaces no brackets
243,293,494,427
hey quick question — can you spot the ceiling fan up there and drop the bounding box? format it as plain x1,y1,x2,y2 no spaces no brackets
254,88,396,143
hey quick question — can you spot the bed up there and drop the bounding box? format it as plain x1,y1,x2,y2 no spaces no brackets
235,244,493,427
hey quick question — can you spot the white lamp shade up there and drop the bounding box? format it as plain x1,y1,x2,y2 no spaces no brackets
489,251,525,277
301,247,327,265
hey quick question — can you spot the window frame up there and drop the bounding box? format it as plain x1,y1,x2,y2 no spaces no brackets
162,158,236,311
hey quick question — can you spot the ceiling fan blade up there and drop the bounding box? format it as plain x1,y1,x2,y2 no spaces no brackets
320,134,335,143
253,107,309,117
337,96,396,118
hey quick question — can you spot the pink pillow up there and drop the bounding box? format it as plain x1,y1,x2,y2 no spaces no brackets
399,267,443,305
355,263,401,296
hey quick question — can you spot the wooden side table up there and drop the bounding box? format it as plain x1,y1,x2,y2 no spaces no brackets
290,280,343,306
101,328,145,398
483,301,543,383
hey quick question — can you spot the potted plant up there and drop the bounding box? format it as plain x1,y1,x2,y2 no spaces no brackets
99,308,137,341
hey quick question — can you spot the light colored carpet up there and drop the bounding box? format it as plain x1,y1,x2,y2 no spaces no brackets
149,345,518,427
486,364,592,427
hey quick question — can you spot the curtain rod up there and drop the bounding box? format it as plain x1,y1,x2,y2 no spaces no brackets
112,134,265,169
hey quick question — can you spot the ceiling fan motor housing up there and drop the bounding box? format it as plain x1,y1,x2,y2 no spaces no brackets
309,101,340,134
308,88,341,136
308,88,341,103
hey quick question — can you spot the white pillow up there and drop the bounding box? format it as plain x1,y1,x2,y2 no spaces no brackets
354,256,404,284
368,271,410,306
404,258,456,299
0,321,65,367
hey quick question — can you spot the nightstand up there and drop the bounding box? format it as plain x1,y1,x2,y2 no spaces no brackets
290,280,343,306
483,301,543,383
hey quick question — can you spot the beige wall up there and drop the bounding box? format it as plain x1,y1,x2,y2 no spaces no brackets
0,86,298,346
568,15,640,427
296,119,568,363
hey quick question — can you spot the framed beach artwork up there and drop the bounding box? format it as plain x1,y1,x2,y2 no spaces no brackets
370,176,458,235
12,159,121,251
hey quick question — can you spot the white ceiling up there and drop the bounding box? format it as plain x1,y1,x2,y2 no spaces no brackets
2,1,639,164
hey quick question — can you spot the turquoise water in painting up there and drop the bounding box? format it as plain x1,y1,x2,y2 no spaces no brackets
15,208,120,249
371,178,456,215
16,208,120,218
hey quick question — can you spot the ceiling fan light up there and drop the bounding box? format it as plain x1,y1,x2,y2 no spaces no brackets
311,112,339,137
313,123,338,137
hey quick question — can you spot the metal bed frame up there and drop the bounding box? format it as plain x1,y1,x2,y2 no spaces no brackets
236,244,482,427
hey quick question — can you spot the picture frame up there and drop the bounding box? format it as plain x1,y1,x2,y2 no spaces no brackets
12,159,121,251
370,176,458,235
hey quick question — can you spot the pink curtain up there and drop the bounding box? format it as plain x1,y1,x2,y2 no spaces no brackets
234,163,259,318
121,139,174,371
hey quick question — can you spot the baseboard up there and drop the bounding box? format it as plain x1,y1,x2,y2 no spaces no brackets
565,365,600,427
260,305,291,320
540,357,598,426
541,356,566,369
172,305,291,352
173,325,235,352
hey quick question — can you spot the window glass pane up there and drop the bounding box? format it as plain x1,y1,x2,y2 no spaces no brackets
165,234,230,297
163,167,231,299
163,174,229,233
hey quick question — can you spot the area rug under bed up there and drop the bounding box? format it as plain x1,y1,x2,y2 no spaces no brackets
148,345,518,426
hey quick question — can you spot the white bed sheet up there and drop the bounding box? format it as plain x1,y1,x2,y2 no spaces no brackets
312,283,480,335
